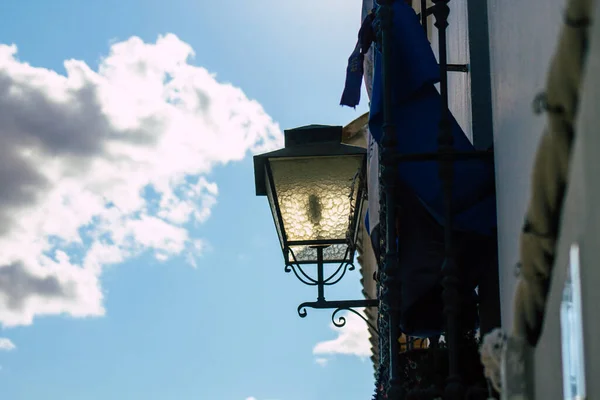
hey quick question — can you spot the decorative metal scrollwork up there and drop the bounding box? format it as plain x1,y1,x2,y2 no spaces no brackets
332,307,380,335
296,299,379,320
285,245,356,288
323,262,355,285
297,303,309,318
284,260,356,287
284,263,318,286
284,233,378,328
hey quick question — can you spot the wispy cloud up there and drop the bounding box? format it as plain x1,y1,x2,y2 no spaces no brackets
0,34,282,327
315,357,329,367
246,397,279,400
313,310,372,359
0,338,16,351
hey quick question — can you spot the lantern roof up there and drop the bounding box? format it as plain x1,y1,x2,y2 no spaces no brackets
253,125,366,196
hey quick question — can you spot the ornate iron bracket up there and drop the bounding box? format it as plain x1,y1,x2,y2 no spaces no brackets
297,299,379,334
283,245,379,331
284,259,355,287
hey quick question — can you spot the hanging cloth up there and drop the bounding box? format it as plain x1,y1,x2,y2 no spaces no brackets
367,0,497,237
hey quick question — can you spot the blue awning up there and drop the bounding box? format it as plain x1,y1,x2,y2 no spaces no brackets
368,0,497,237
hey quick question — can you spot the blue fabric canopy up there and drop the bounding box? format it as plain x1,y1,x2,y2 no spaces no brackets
341,0,499,337
348,1,499,337
368,0,497,237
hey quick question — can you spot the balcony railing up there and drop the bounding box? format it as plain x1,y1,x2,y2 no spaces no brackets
372,1,497,399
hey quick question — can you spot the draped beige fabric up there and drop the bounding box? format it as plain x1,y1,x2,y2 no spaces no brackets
513,0,595,346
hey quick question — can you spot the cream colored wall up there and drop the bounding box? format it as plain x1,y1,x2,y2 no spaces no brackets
486,0,564,332
428,0,474,143
430,0,564,333
532,5,600,397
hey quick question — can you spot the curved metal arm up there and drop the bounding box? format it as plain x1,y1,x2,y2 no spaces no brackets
323,262,356,286
332,307,380,336
284,263,318,286
296,298,379,322
285,261,353,287
297,303,309,318
285,245,356,287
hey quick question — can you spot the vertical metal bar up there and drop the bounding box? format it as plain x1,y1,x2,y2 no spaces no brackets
378,1,402,398
432,1,463,399
470,0,501,331
434,0,450,132
466,0,494,150
317,246,325,302
421,0,428,35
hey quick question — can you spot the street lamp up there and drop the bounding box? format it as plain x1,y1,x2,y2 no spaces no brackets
254,124,378,327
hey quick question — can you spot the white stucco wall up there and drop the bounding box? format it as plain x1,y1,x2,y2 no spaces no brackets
424,0,567,332
533,4,600,397
575,13,600,393
439,1,599,396
486,0,565,332
429,0,474,143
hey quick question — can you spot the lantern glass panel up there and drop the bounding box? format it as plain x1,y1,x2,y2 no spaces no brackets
288,243,350,264
265,168,284,249
268,155,363,244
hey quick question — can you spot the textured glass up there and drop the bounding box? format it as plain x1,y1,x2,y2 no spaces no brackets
288,244,350,263
265,167,284,249
269,155,363,243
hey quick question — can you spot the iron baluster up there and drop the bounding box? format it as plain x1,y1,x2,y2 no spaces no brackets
317,246,325,302
421,0,428,35
378,1,403,398
432,0,464,399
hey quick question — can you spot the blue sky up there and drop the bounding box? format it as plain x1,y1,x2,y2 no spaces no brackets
0,1,373,399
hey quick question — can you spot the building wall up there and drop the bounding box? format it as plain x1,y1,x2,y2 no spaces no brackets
487,1,571,396
428,0,474,143
445,2,573,395
434,0,562,332
574,18,600,395
392,0,567,337
488,0,600,397
427,0,565,342
486,0,565,332
532,4,600,397
358,0,598,391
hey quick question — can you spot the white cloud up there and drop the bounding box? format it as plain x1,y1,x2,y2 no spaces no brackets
0,34,283,327
315,357,328,367
313,310,372,358
246,397,279,400
0,338,15,351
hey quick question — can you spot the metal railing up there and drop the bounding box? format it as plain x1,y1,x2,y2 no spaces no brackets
373,1,494,399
